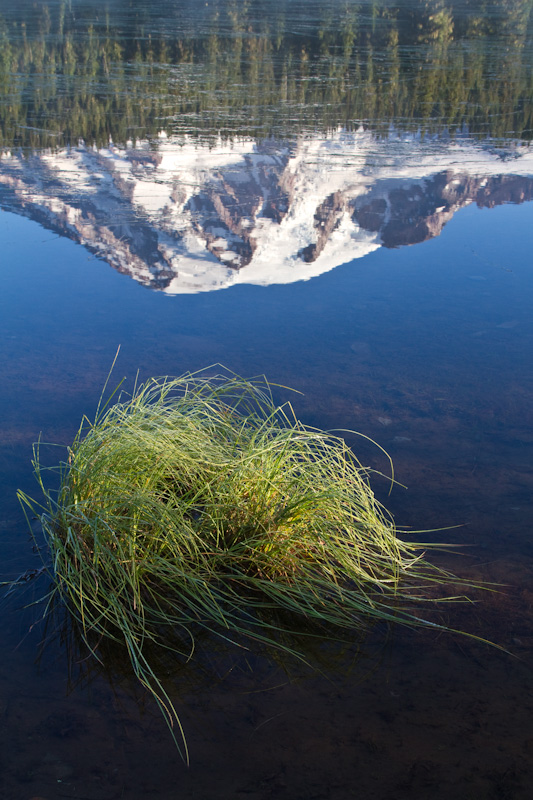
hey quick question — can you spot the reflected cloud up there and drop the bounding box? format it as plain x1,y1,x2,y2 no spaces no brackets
1,129,533,293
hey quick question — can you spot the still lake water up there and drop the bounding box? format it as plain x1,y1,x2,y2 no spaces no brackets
1,0,533,797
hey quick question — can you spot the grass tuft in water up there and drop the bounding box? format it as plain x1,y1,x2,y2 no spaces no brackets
18,367,476,761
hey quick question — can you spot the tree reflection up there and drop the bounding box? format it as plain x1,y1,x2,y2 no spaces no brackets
0,0,531,149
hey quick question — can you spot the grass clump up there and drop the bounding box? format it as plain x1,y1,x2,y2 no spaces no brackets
19,368,471,761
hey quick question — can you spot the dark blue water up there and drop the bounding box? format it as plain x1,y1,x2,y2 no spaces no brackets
1,1,533,797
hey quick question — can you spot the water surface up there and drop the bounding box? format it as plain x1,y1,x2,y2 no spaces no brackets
1,2,533,798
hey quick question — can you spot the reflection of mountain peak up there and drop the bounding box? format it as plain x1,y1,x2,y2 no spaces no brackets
354,172,533,248
1,132,533,293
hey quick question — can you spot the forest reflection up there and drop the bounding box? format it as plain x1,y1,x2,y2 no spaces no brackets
0,0,532,149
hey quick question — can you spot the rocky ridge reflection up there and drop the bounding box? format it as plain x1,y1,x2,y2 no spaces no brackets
1,129,533,293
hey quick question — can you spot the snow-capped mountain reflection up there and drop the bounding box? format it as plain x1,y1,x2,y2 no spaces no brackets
1,130,533,293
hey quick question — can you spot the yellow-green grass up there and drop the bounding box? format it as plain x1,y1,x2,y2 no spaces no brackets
19,369,476,761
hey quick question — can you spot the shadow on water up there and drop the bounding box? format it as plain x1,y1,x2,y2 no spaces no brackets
2,556,533,799
2,566,400,796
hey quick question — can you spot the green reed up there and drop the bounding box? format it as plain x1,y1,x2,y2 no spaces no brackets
19,368,477,762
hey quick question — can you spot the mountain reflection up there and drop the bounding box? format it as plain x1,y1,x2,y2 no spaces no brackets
1,130,532,293
1,0,532,291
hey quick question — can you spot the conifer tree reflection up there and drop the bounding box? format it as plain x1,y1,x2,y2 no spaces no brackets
0,0,531,149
